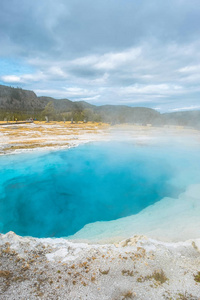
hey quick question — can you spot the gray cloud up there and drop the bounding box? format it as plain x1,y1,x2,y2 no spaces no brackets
0,0,200,111
1,0,200,57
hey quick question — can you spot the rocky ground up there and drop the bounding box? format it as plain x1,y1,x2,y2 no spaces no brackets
0,232,200,300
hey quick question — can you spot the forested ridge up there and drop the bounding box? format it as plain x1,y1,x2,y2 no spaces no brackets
0,84,199,128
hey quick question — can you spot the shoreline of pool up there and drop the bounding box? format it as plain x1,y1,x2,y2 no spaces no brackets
1,231,200,299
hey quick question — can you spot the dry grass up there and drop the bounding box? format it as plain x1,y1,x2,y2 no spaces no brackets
137,269,168,285
150,270,168,284
122,270,134,276
122,291,134,299
99,268,110,275
0,121,109,153
194,271,200,283
0,270,13,279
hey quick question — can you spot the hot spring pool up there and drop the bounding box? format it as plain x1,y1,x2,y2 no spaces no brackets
0,140,200,242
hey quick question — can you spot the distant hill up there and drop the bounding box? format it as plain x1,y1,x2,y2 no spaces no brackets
163,111,200,128
95,105,161,124
0,84,199,128
0,85,96,113
0,84,41,112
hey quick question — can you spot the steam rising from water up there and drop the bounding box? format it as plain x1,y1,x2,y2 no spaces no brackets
0,134,200,242
71,183,200,243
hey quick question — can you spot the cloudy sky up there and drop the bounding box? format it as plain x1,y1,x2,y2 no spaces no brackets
0,0,200,112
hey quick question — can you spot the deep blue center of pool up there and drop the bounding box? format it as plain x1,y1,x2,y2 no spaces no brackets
0,141,200,238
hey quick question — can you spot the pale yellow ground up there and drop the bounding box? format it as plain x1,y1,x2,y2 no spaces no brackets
1,121,200,155
0,121,110,154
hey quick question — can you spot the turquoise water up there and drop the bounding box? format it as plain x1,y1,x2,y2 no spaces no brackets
0,141,200,238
